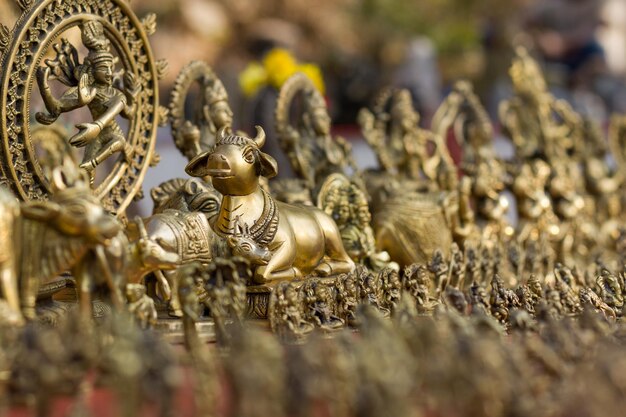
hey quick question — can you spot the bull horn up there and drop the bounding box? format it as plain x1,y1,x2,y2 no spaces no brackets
252,125,266,148
217,126,228,143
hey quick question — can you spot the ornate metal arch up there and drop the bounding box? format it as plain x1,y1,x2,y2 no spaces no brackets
0,0,168,215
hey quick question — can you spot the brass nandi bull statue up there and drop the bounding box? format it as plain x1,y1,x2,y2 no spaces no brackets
186,127,355,283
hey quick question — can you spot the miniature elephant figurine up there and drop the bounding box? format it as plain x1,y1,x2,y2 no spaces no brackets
186,126,355,283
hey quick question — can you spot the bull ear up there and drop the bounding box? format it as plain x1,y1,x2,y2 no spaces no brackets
227,235,238,248
258,151,278,179
21,201,62,221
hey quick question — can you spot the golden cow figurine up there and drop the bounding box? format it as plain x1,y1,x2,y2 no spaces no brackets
186,127,355,283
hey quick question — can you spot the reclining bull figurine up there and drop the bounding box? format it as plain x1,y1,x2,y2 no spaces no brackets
186,126,355,283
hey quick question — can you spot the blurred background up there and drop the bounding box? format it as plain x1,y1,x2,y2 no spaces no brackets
2,0,625,215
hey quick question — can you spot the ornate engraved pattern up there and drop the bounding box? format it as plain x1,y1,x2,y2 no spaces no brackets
246,291,270,319
168,211,212,263
249,188,279,247
0,0,159,215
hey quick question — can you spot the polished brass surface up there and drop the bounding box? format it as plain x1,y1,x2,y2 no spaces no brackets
186,127,355,283
0,0,165,213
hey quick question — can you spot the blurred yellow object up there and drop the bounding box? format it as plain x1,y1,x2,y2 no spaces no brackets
298,63,325,95
239,48,325,97
239,62,268,98
263,48,298,88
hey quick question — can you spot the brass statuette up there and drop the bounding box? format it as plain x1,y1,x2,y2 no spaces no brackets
169,60,234,161
186,127,355,283
275,72,356,191
0,0,165,213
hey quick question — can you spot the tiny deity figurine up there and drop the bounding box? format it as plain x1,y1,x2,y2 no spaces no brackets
317,173,397,271
499,46,582,161
359,88,455,191
270,282,314,339
336,272,360,325
304,281,344,330
126,283,157,329
35,20,140,182
186,127,355,283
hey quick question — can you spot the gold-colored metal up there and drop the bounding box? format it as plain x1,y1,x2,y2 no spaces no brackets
359,88,457,191
317,173,397,271
499,46,582,162
442,81,513,244
357,86,495,267
0,0,164,214
125,283,157,329
12,162,121,319
128,178,224,317
186,127,355,283
275,72,356,190
169,60,234,161
5,20,626,414
35,20,139,182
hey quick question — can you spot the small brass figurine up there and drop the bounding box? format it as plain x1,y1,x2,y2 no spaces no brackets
36,20,138,180
14,164,121,319
303,280,344,330
499,46,582,161
186,127,354,283
169,61,234,161
317,173,396,271
269,282,314,339
275,72,356,190
126,283,157,329
132,178,223,316
359,88,456,190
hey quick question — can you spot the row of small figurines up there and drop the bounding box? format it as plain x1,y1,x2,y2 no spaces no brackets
6,275,621,417
256,241,624,340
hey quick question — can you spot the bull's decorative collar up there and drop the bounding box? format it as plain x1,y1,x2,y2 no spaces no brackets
248,188,279,247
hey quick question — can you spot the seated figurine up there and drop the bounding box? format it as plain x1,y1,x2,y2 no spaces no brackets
185,127,355,283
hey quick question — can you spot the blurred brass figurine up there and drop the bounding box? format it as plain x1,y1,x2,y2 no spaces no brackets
275,72,356,190
169,60,234,161
317,173,396,271
360,88,456,191
35,20,138,181
14,164,121,319
133,178,223,316
499,46,582,161
360,88,422,178
269,282,314,339
186,127,355,282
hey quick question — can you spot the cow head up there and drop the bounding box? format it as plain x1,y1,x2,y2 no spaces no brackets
185,126,278,196
21,166,120,244
227,223,272,265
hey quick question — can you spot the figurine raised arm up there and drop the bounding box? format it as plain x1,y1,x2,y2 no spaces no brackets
35,20,139,181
